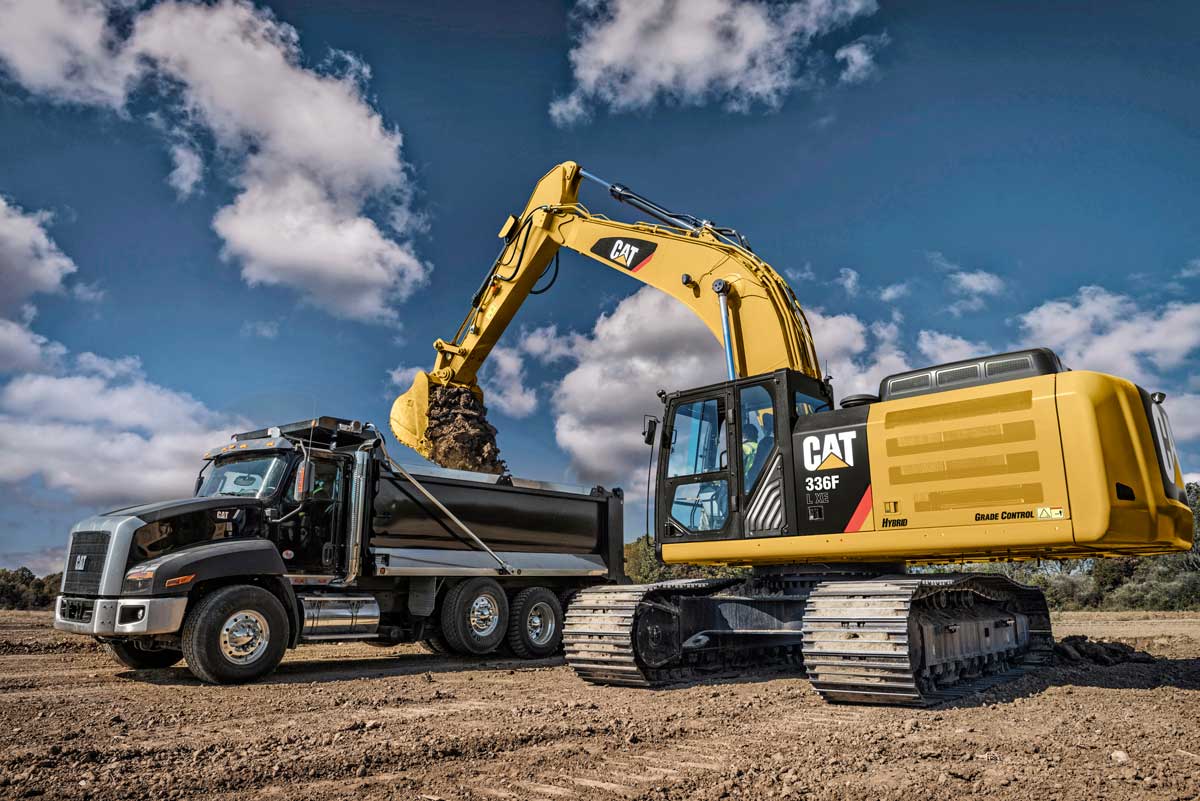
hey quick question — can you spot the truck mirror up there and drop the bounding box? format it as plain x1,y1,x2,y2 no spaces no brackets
643,417,659,446
294,460,315,502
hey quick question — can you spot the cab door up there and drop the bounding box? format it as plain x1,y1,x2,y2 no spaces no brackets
277,457,347,574
658,388,740,542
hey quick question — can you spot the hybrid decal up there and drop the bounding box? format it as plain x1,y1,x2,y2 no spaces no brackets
590,237,658,272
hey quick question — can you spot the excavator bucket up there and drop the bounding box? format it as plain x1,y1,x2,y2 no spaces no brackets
390,370,435,459
389,371,507,474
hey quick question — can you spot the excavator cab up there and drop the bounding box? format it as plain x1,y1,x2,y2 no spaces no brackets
655,369,833,546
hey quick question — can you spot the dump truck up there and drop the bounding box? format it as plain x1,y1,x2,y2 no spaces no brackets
393,161,1194,705
52,417,623,684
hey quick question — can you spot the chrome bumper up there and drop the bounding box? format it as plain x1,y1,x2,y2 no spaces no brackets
54,595,188,637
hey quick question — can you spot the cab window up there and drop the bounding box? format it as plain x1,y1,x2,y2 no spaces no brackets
740,384,775,494
667,398,727,477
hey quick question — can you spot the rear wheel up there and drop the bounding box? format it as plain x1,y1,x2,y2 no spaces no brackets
440,578,508,655
181,585,289,685
418,633,451,654
507,587,563,658
104,640,182,670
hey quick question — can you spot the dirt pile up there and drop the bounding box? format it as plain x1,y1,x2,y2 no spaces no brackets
1054,634,1154,666
425,384,507,475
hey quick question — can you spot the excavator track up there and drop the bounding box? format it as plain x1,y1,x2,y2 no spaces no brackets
565,574,1052,707
563,579,803,686
802,574,1053,706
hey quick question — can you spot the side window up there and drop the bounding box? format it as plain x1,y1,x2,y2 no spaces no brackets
794,391,830,418
289,459,342,503
668,398,727,477
740,384,775,494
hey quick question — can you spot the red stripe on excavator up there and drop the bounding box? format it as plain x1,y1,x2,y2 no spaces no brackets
631,252,655,272
844,485,873,532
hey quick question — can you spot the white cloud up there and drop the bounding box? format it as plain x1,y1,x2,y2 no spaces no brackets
480,345,538,419
1016,286,1200,385
552,288,727,486
74,351,142,380
834,267,860,296
879,282,908,302
0,0,428,324
1179,258,1200,279
0,0,135,107
167,142,203,198
925,251,1004,316
550,0,880,125
916,330,989,365
240,319,279,339
807,309,908,397
520,324,576,364
387,364,423,389
949,269,1004,296
0,196,78,314
1185,472,1200,485
0,367,244,506
834,32,889,84
70,281,105,303
785,263,816,283
0,318,66,374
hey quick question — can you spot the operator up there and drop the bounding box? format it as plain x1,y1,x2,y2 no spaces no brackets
742,424,759,475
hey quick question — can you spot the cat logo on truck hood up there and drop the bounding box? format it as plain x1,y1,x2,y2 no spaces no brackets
802,431,858,471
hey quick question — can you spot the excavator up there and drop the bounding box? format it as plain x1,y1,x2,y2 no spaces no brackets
391,161,1193,705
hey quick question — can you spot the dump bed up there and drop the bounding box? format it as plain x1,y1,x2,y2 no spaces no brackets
369,464,625,581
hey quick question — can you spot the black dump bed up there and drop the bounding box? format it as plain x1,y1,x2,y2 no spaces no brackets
370,464,625,582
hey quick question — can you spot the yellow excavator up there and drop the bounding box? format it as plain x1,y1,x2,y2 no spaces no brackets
392,162,1193,705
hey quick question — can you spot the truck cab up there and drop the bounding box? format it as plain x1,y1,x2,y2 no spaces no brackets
54,417,623,684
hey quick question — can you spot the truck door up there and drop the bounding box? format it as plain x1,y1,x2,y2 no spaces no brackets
278,457,346,574
658,389,739,541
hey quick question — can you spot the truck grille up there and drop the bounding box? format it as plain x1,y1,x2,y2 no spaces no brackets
62,531,110,595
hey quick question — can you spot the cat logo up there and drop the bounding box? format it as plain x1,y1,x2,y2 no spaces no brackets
802,430,857,471
589,236,658,272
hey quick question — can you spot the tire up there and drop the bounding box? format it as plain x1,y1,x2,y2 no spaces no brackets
506,587,563,659
104,641,182,670
181,585,289,685
440,578,508,656
418,633,451,654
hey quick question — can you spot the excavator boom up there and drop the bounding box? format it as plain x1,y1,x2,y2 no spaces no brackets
390,161,820,462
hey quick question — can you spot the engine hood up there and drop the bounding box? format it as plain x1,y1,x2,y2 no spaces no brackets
106,495,264,524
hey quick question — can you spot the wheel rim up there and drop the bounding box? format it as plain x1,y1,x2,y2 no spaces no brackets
526,601,556,646
469,593,500,637
219,609,270,664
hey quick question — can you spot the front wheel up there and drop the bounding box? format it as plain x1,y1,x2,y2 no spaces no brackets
440,578,508,655
104,640,182,670
181,585,289,685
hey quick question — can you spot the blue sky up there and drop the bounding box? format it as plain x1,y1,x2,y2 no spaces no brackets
1,0,1198,572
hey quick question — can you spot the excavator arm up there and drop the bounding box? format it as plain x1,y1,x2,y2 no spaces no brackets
391,161,821,462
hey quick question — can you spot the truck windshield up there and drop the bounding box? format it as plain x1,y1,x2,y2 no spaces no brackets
197,456,288,499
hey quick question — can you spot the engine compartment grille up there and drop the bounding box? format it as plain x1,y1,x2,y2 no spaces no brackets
62,531,110,595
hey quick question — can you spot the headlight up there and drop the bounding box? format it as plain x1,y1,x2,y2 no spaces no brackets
123,566,156,594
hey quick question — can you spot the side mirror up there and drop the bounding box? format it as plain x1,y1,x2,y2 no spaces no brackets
643,417,659,446
294,460,315,502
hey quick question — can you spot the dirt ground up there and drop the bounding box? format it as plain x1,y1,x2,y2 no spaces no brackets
1,610,1198,801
